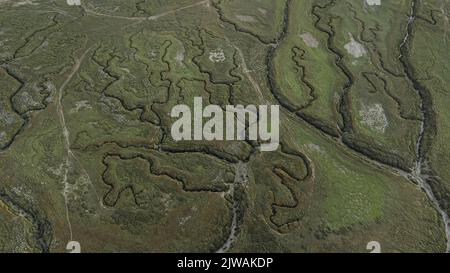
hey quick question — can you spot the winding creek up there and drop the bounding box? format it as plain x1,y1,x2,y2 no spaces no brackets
399,0,450,253
216,162,248,253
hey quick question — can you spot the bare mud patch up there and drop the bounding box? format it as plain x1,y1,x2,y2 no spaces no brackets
236,15,257,23
3,0,38,7
304,143,325,155
70,100,92,114
344,34,367,58
0,131,6,143
175,50,185,66
209,48,226,63
258,8,267,15
365,0,381,6
67,0,81,6
0,108,16,125
17,0,33,6
359,103,388,133
300,32,319,48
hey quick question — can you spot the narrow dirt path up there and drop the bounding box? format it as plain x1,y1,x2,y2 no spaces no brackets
232,44,266,103
148,0,210,20
56,46,92,241
82,0,209,21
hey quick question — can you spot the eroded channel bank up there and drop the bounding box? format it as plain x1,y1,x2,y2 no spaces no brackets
399,0,450,253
